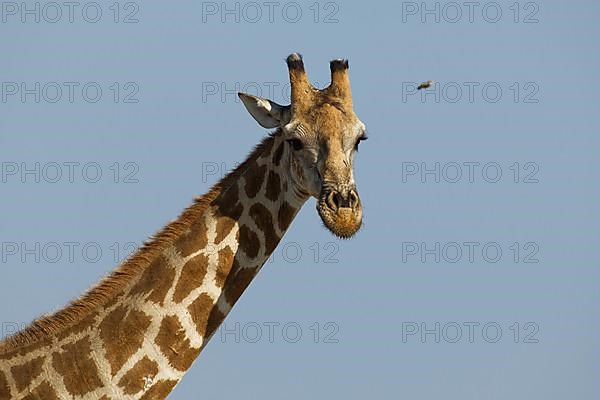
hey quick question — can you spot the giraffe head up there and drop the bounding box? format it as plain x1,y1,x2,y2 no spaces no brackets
239,53,366,238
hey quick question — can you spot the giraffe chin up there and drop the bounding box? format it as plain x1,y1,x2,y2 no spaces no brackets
317,203,363,239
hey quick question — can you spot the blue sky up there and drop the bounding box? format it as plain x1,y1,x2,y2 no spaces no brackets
1,1,599,398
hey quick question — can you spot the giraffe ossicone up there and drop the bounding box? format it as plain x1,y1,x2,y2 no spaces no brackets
0,53,366,400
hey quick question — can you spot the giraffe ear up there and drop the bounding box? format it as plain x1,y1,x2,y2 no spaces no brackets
238,92,290,129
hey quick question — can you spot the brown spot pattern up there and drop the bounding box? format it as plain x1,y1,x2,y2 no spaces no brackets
174,217,208,258
0,370,11,399
249,203,280,255
265,170,281,202
224,266,259,305
215,183,243,220
155,315,200,371
214,216,236,245
139,379,177,400
215,246,235,288
99,306,151,375
172,254,209,303
272,142,284,166
129,255,175,306
205,307,226,340
22,381,58,400
118,356,159,395
278,201,297,231
52,337,103,396
0,337,52,361
244,162,267,198
11,356,44,392
238,225,260,259
56,311,99,341
187,293,214,338
259,136,274,159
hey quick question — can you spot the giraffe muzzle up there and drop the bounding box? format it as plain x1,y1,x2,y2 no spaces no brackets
317,187,362,238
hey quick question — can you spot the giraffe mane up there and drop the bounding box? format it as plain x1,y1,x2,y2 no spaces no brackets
0,132,279,354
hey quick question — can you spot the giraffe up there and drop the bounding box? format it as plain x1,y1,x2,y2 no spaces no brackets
0,53,367,400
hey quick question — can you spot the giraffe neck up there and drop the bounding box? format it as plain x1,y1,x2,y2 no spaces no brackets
0,132,307,400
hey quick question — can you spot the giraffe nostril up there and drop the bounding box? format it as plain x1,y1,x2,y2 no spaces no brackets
349,190,358,208
327,191,339,211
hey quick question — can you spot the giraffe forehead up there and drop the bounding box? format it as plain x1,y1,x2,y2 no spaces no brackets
297,103,358,139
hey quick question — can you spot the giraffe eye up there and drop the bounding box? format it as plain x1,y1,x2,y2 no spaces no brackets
287,138,304,151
